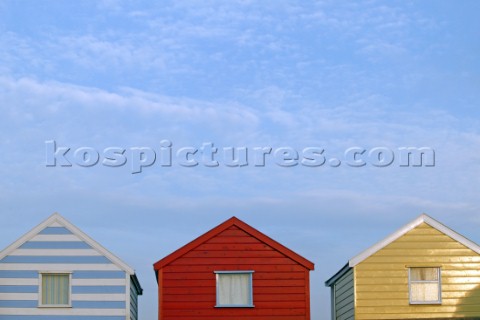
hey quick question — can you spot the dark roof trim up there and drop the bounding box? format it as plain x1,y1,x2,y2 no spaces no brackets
325,263,351,287
131,274,143,295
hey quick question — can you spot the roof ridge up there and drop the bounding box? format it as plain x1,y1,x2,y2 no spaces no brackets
349,213,480,267
153,216,314,275
0,212,136,275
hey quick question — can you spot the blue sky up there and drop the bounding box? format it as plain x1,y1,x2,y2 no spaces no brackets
0,1,479,319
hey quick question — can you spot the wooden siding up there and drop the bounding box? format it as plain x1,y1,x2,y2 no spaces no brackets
130,278,138,320
355,222,480,319
0,222,130,320
334,268,354,320
158,225,310,320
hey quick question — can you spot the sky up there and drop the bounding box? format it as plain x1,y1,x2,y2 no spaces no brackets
0,0,479,319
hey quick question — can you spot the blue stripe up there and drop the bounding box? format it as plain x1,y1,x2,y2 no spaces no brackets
72,286,125,294
0,271,38,278
0,256,111,264
0,286,38,293
73,271,125,279
39,227,73,235
72,301,125,309
0,300,37,308
19,241,91,249
0,317,125,320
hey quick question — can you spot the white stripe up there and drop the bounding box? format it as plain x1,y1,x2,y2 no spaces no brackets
9,249,101,256
0,308,125,316
0,264,122,271
29,234,82,242
0,277,125,286
72,293,126,301
0,278,38,285
72,278,126,286
0,293,38,300
49,222,63,227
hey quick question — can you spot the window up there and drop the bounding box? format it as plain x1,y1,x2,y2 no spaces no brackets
215,271,254,307
39,272,71,307
409,267,441,304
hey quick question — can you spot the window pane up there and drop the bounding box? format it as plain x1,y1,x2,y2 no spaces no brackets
411,283,439,302
218,273,250,305
410,268,438,281
42,274,69,305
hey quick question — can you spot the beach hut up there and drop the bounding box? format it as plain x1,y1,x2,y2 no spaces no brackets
325,214,480,319
0,212,142,320
153,216,314,320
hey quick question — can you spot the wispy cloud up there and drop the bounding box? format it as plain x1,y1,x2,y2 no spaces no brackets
1,75,478,200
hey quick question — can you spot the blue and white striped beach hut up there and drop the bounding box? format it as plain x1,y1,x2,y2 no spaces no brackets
0,212,142,320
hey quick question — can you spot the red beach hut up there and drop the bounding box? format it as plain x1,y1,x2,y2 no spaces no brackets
153,216,315,320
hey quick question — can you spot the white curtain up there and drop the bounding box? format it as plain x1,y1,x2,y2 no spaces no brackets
410,268,439,302
411,282,439,301
410,268,438,281
218,273,250,305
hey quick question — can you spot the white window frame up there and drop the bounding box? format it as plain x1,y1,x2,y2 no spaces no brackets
38,271,72,308
408,267,441,304
214,270,254,308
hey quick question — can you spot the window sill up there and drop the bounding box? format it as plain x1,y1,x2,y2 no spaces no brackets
215,304,255,308
38,305,72,308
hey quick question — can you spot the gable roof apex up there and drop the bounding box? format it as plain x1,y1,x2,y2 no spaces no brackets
0,212,136,275
153,216,314,274
349,213,480,267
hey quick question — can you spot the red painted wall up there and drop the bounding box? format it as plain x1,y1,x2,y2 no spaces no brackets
157,225,311,320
